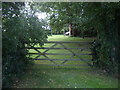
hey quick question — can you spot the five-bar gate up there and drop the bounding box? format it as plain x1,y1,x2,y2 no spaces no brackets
24,41,92,66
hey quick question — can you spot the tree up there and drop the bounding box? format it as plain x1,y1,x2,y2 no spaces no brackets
36,2,120,74
2,2,47,87
35,2,97,37
81,2,120,74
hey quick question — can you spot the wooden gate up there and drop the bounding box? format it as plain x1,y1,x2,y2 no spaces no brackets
24,41,92,66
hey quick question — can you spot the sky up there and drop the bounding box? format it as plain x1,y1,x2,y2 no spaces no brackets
35,12,51,30
35,12,47,20
25,2,47,20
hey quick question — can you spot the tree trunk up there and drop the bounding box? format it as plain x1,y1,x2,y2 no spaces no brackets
69,24,72,36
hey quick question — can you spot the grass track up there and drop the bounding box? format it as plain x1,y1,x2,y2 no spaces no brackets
13,35,118,88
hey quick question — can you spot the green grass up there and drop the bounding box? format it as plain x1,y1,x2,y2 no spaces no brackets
47,35,95,42
13,35,118,88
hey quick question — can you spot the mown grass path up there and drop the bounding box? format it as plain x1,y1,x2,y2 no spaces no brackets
13,35,118,88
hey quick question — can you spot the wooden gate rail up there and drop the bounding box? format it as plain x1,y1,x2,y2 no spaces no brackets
25,47,90,50
24,41,92,44
24,41,92,66
31,58,91,61
28,53,92,55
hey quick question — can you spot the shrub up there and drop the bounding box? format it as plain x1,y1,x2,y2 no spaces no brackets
2,2,47,88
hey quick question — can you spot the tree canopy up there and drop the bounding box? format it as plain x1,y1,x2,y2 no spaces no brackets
35,2,120,73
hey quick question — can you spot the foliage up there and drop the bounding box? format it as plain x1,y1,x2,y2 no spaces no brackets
35,2,97,36
36,2,120,74
84,2,120,74
2,2,47,88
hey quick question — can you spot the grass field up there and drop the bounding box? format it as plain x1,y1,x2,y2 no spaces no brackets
13,35,118,88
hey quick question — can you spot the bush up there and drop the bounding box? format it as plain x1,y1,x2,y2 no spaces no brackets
2,2,47,88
